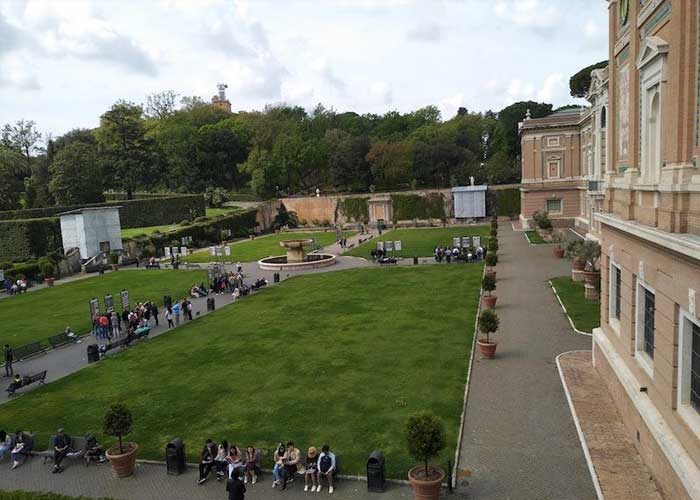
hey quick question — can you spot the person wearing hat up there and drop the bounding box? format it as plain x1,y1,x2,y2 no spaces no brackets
304,447,320,492
83,432,106,465
52,428,70,473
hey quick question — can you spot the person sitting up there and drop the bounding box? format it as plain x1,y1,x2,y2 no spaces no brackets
11,430,32,469
232,288,240,301
304,447,320,492
190,285,202,299
7,374,22,395
226,443,244,479
272,443,287,488
317,444,337,494
280,441,300,490
244,445,260,485
52,428,70,473
83,432,106,465
226,467,246,500
198,439,217,485
0,430,11,461
214,440,229,481
65,326,77,340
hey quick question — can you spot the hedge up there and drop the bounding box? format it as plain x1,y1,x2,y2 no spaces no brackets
0,218,62,263
488,188,521,218
0,491,115,500
391,193,446,221
131,208,260,251
0,195,205,229
336,197,369,223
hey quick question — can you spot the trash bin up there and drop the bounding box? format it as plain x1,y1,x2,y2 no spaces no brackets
87,344,99,364
413,256,419,265
273,273,280,283
367,450,385,492
166,438,186,475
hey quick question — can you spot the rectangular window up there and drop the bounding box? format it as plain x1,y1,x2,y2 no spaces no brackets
547,160,561,178
547,137,560,147
610,264,621,322
692,321,700,412
643,288,655,359
546,199,562,214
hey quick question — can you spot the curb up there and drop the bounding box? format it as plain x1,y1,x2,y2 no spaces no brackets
548,280,593,337
555,351,605,500
452,264,485,490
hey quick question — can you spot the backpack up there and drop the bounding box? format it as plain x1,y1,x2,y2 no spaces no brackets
319,454,332,472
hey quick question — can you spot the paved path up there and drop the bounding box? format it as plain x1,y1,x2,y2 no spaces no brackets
558,351,663,500
457,223,596,499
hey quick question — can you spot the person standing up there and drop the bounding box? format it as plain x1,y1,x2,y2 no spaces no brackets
227,468,246,500
3,345,13,377
165,306,174,329
151,302,159,327
172,302,181,325
110,312,120,338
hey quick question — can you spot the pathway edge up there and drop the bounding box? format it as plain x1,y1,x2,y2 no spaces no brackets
549,280,593,337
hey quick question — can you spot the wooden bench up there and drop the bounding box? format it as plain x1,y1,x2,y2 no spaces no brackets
6,370,47,396
13,342,46,361
43,435,88,465
48,332,78,349
102,327,151,355
378,258,398,266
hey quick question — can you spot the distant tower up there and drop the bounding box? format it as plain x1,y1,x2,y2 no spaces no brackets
211,83,232,113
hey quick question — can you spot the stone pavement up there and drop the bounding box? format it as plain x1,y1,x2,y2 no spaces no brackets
457,223,597,499
0,452,471,500
558,351,663,500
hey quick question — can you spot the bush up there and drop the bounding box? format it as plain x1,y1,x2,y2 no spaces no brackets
490,227,498,237
533,211,553,230
39,261,55,279
485,253,498,267
479,309,499,343
405,412,445,476
391,193,445,221
0,217,62,262
109,251,120,265
203,187,230,208
103,404,133,454
482,274,496,296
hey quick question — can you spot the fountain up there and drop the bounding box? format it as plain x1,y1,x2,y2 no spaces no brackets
258,239,337,271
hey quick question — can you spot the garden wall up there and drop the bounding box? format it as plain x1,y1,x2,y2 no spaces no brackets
0,195,205,229
0,218,63,262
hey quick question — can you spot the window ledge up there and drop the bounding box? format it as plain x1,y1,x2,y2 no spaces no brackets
609,317,621,336
677,405,700,439
635,351,655,380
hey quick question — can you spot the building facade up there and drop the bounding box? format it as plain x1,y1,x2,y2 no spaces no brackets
519,72,609,238
59,207,123,261
593,1,700,499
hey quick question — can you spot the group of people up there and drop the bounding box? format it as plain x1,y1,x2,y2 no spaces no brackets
164,298,193,328
3,278,29,296
433,244,486,263
197,440,337,498
0,429,33,469
92,301,160,340
209,267,245,297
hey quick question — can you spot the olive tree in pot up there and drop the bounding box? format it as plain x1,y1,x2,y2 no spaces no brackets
40,261,56,287
109,251,120,271
406,412,446,500
482,273,497,309
477,309,500,359
567,240,585,271
578,241,601,284
104,404,138,477
485,253,498,280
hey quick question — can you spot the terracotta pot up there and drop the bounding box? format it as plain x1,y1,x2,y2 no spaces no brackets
477,340,498,359
408,465,444,500
583,271,600,285
552,247,565,258
44,277,55,287
106,442,138,478
572,258,585,271
485,269,497,280
482,295,497,309
111,264,120,271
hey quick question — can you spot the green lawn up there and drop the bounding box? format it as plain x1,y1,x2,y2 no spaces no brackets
346,226,491,259
120,208,241,239
185,231,354,263
205,206,242,217
0,265,482,478
550,277,600,333
0,493,113,500
525,231,548,244
0,270,205,347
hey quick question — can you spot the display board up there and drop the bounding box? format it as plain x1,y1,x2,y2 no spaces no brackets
89,298,99,319
394,240,402,251
120,290,130,311
104,294,114,310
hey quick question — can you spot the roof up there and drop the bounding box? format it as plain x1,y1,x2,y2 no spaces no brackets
452,185,487,192
520,107,590,132
58,206,122,216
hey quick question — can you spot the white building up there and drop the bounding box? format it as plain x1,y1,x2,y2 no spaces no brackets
452,185,487,219
59,207,123,260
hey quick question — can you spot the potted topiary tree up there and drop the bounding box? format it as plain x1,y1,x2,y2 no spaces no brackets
104,404,138,477
490,226,498,238
477,309,500,359
482,273,497,309
487,237,498,253
485,253,498,279
406,412,445,500
40,261,56,287
109,251,120,271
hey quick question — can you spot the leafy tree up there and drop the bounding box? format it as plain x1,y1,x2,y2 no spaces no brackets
0,146,24,210
1,119,42,171
325,129,372,191
145,90,180,119
486,150,519,184
493,101,553,160
570,60,608,98
366,140,414,190
49,141,104,205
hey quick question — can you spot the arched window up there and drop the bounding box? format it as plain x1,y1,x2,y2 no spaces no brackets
600,107,607,129
647,92,661,181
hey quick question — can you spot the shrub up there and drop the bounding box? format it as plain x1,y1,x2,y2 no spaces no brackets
109,251,120,265
533,211,553,230
103,404,133,454
482,274,496,296
405,412,445,477
203,187,230,208
39,261,55,279
490,227,498,237
479,309,499,343
391,193,445,221
485,253,498,267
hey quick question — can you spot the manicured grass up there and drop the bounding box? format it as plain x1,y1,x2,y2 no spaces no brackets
205,206,241,217
185,231,355,263
0,270,206,347
525,231,548,244
345,226,491,259
550,277,600,333
0,265,482,478
0,492,113,500
121,223,179,239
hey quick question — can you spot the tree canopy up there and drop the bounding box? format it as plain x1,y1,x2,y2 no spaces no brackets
569,60,608,98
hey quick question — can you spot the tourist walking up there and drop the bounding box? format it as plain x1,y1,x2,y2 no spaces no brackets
172,302,181,325
165,307,174,329
3,344,13,377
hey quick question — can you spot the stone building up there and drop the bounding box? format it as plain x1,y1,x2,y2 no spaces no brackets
58,207,123,261
519,70,609,238
591,1,700,499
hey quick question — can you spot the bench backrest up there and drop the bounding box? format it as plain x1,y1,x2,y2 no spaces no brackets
13,342,44,360
49,435,88,451
28,371,47,383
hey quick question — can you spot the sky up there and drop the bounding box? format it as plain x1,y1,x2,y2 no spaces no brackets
0,0,609,138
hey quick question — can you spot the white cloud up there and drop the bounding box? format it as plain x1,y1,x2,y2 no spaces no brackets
493,0,561,33
406,23,442,42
